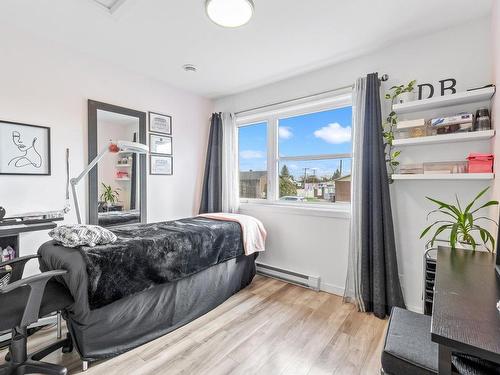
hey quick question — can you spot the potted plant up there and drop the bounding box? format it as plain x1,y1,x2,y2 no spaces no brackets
100,183,120,210
385,80,417,104
420,187,498,251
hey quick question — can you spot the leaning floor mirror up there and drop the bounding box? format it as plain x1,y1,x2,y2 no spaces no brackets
88,100,147,227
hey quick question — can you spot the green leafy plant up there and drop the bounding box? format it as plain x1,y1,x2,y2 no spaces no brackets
420,187,498,251
100,183,120,206
385,80,417,101
382,110,400,182
382,80,417,183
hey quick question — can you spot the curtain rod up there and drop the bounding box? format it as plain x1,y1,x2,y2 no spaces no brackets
234,73,389,116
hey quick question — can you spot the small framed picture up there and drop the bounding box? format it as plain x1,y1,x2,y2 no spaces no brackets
149,134,172,155
149,112,172,135
150,154,173,175
0,120,51,175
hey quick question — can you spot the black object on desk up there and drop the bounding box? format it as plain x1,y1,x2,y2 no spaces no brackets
431,247,500,374
424,248,437,315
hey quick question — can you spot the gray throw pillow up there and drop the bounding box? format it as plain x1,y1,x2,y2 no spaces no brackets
49,225,117,248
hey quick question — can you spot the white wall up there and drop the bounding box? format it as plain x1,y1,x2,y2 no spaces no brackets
0,28,213,274
216,19,493,312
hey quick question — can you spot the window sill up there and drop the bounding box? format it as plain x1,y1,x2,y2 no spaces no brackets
239,201,351,219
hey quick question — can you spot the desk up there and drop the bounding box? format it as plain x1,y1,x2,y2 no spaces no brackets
431,247,500,374
0,221,57,259
0,221,60,344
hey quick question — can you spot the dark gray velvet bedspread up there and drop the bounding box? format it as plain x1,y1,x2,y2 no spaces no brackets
39,217,244,310
98,209,140,226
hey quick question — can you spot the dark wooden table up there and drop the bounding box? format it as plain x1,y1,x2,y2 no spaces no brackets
431,247,500,374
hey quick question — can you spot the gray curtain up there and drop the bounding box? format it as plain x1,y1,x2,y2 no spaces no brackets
360,73,405,318
344,77,366,309
199,113,223,214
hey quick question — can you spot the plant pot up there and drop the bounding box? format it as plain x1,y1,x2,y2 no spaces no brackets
397,91,416,104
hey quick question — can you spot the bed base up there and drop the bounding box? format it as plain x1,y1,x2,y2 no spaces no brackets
68,254,256,366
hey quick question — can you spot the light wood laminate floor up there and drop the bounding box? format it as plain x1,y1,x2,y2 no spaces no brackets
1,275,387,374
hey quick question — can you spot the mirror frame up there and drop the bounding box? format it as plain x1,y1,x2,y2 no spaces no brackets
87,99,147,225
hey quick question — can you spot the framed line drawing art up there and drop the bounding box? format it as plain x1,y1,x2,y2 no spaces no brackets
150,154,173,175
0,120,51,175
149,112,172,135
149,134,172,155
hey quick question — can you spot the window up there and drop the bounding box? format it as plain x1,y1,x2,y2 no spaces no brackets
238,122,268,199
237,93,352,207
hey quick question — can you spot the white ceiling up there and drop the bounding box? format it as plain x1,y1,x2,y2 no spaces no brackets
0,0,492,98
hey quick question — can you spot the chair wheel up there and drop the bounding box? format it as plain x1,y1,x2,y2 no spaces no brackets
62,344,72,353
62,333,73,353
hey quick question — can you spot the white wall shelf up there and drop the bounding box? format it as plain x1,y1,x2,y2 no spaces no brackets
392,173,494,180
116,164,132,167
392,87,495,114
393,130,495,147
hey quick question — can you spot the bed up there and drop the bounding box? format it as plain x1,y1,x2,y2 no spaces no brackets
97,209,141,226
37,216,257,362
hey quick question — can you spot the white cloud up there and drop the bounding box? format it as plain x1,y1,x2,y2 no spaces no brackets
313,123,352,144
240,150,265,159
279,126,293,140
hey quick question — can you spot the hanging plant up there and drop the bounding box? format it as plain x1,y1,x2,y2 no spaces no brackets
385,80,417,103
382,110,400,183
382,80,416,183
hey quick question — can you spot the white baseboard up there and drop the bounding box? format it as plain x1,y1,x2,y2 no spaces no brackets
319,281,345,296
320,284,424,314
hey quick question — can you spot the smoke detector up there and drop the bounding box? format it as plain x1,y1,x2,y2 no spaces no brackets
182,64,198,73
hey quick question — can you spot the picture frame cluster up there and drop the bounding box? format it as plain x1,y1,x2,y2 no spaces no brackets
148,112,173,175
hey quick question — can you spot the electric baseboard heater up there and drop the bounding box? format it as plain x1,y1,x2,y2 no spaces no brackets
256,262,320,291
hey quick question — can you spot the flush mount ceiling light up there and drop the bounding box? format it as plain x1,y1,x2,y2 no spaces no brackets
205,0,254,28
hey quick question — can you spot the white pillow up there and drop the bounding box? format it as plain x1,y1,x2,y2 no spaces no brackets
49,225,117,248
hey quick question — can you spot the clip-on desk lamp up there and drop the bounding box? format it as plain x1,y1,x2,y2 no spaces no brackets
70,141,148,224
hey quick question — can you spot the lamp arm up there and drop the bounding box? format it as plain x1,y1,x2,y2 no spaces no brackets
71,182,82,224
72,143,111,185
70,143,112,224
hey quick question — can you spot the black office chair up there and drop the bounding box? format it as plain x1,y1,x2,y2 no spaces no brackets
0,255,74,375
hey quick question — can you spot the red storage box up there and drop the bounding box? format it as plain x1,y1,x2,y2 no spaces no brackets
467,153,494,173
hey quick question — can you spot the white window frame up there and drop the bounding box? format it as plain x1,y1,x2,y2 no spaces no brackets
236,90,353,212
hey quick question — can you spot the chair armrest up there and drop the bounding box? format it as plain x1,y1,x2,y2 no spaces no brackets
0,254,40,284
0,270,67,294
0,269,67,327
0,254,40,268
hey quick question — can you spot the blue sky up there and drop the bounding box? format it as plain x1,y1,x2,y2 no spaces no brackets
239,106,352,179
